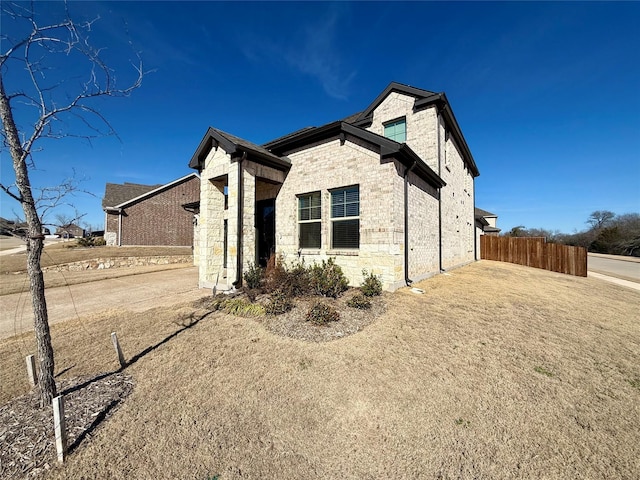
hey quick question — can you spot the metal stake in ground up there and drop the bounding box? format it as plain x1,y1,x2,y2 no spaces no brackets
52,395,67,463
26,354,37,386
111,332,126,368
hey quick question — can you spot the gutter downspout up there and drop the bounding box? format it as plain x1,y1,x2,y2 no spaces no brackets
117,209,123,247
437,109,443,272
234,152,246,288
473,177,477,260
404,160,416,286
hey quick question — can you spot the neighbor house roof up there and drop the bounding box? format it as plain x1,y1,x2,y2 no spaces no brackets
475,207,497,218
102,182,160,209
103,174,199,211
189,127,291,171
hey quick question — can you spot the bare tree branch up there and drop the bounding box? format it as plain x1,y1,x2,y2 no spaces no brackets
0,0,145,406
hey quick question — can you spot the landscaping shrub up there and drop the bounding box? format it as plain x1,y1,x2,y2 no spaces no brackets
346,293,371,309
264,255,311,297
309,258,349,298
243,262,264,289
265,289,294,315
360,269,383,297
306,301,340,325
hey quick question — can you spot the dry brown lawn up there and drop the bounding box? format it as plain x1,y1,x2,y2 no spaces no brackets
1,260,639,479
0,243,192,274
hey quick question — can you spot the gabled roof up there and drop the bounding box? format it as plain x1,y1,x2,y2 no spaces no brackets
267,121,445,189
348,82,479,177
103,173,199,211
102,182,160,209
189,127,291,171
475,207,497,218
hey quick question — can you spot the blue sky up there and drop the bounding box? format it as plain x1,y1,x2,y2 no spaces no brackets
1,1,639,234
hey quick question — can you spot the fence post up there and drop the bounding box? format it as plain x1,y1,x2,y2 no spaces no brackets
26,354,37,387
52,395,67,463
111,332,126,368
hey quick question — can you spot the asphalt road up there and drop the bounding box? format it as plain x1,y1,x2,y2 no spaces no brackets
588,254,640,282
0,266,206,340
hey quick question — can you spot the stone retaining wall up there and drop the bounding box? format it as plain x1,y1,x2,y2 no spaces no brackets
42,255,193,272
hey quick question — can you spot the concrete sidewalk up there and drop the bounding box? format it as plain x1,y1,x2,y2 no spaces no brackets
588,271,640,292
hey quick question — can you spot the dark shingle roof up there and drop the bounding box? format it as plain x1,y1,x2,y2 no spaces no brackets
475,207,497,218
102,182,160,209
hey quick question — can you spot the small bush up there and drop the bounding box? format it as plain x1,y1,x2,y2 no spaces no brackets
346,293,371,310
243,262,264,289
265,289,294,315
360,269,382,297
306,301,340,325
263,255,312,297
309,258,349,298
92,236,106,246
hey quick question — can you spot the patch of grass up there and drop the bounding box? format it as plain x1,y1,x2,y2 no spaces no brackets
534,366,554,377
454,418,471,428
1,260,639,479
625,378,640,390
0,244,192,274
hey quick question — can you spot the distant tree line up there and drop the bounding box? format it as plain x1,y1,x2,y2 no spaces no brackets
503,210,640,257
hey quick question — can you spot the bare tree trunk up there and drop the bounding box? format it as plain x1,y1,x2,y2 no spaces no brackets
0,75,57,406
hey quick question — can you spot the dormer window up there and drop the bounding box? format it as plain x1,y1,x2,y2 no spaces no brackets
383,118,406,143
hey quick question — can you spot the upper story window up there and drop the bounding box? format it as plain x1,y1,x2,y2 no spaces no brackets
383,118,406,143
298,191,321,249
331,186,359,249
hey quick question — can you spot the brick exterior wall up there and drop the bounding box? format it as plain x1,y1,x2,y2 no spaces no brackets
105,175,199,246
195,90,477,291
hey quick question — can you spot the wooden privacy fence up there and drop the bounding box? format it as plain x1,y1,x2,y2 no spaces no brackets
480,236,587,277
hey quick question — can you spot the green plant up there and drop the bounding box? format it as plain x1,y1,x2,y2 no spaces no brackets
243,261,264,289
221,298,265,317
534,366,554,377
360,269,382,297
265,289,294,315
455,418,471,428
306,301,340,325
625,378,640,390
309,258,349,298
346,293,371,309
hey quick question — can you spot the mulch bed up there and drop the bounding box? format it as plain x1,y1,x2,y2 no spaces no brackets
0,372,134,479
260,291,387,342
194,288,387,343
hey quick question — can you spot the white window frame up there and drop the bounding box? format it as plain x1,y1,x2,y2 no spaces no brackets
330,185,360,250
298,191,321,249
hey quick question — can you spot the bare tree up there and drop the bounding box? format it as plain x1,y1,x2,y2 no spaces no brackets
587,210,615,230
0,2,143,406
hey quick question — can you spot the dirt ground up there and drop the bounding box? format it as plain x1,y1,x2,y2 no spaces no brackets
1,260,639,479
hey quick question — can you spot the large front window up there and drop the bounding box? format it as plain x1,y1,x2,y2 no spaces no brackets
331,186,359,249
298,192,321,249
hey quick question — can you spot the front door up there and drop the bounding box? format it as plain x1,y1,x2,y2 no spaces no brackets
256,199,275,267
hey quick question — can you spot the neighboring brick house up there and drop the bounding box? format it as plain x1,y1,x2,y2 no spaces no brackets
55,223,85,238
189,82,480,291
102,173,200,246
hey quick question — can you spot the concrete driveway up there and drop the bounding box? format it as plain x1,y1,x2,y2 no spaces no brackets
0,266,206,340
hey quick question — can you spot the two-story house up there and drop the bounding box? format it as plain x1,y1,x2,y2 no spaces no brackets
189,82,480,291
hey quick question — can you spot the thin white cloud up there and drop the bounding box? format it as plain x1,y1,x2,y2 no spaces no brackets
241,12,356,100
